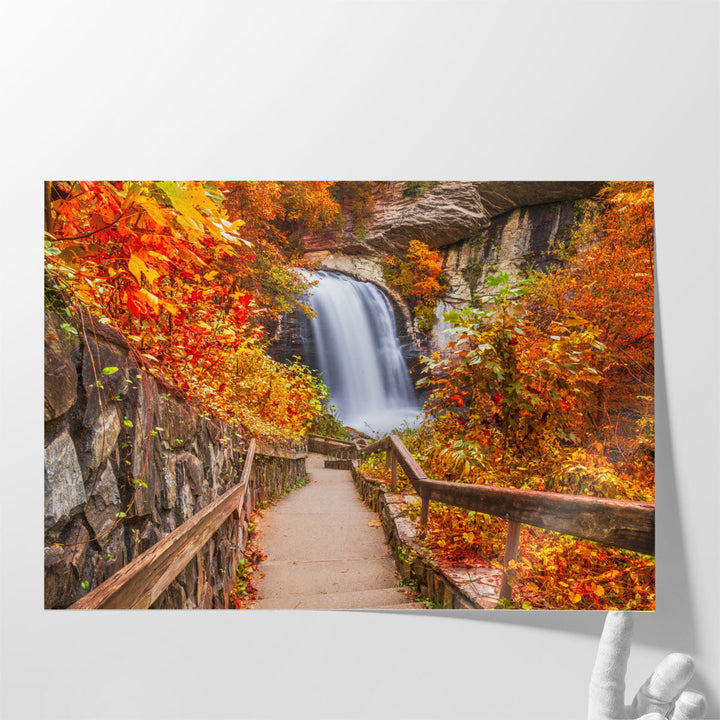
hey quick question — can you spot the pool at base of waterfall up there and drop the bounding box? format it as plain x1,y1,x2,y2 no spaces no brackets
301,270,421,436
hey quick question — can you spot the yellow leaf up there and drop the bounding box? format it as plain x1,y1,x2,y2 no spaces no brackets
144,266,161,288
161,299,179,315
138,288,160,312
135,195,167,227
128,254,147,284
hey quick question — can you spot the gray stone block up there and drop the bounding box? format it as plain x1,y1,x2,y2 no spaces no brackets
44,310,79,421
45,430,86,535
85,464,122,538
81,406,121,472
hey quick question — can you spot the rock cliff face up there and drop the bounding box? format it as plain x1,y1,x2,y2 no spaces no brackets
301,181,603,256
44,306,306,609
276,182,602,363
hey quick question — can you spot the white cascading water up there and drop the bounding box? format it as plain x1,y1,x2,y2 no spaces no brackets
303,271,420,434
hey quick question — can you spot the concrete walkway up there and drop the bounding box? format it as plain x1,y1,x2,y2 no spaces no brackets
252,453,419,609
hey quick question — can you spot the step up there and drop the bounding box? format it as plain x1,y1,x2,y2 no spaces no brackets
257,557,401,597
253,585,417,609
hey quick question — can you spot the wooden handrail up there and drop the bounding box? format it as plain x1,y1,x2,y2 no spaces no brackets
308,433,356,447
362,434,654,554
416,475,654,554
70,439,257,609
360,434,655,599
308,433,359,459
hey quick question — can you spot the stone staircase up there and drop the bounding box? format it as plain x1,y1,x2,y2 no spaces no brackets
252,453,422,610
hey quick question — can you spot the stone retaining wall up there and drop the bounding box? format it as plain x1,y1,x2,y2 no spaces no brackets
44,306,306,609
351,465,502,609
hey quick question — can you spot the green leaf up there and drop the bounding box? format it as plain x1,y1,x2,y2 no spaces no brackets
81,580,90,591
123,419,133,428
102,366,119,375
485,272,509,287
115,511,127,518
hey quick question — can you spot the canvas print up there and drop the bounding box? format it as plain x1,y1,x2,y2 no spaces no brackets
44,181,655,610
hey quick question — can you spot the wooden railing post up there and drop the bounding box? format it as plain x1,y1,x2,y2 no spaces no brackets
419,491,429,529
390,452,397,492
499,519,522,601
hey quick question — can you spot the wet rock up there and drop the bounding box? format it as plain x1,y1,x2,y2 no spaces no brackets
160,509,177,534
156,393,198,449
139,518,162,553
45,430,86,536
81,337,130,428
130,385,162,517
176,452,204,497
79,406,121,473
44,522,89,608
44,310,79,421
160,453,177,510
96,523,126,580
84,464,122,538
176,474,194,522
44,544,68,608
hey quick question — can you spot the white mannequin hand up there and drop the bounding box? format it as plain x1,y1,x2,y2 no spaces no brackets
588,612,706,720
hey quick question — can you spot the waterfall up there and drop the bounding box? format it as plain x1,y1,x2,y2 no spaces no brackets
302,271,420,434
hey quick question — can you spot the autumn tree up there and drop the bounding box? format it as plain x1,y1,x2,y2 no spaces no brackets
384,239,448,332
44,180,341,441
394,181,656,609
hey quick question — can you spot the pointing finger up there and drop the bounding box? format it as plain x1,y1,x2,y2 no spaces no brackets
589,612,635,720
631,653,695,717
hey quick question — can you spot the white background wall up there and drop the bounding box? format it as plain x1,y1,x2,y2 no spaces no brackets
1,2,717,718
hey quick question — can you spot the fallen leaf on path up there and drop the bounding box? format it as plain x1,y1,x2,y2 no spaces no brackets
368,519,382,527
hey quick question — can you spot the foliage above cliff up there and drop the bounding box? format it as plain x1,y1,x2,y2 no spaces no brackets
44,181,341,441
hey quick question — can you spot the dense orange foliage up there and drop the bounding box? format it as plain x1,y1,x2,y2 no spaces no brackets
384,240,448,332
366,182,655,609
45,181,340,441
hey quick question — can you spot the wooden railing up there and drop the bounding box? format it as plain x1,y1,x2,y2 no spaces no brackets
308,433,358,459
70,439,258,609
361,435,655,599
